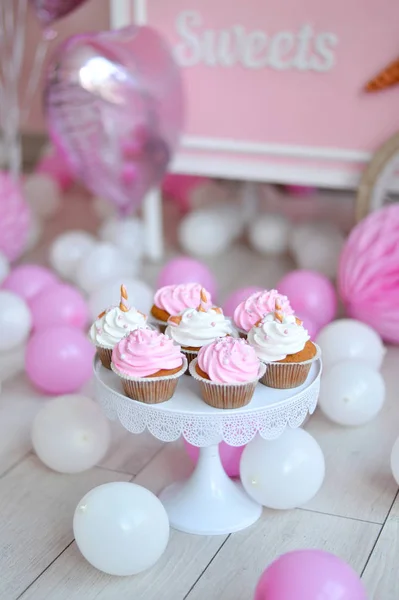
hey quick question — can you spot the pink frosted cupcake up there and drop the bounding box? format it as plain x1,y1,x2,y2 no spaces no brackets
150,283,212,332
111,329,187,403
189,337,266,409
233,289,293,338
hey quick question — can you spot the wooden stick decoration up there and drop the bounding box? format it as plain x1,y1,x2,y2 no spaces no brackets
197,288,208,313
274,298,284,323
365,58,399,92
119,284,129,312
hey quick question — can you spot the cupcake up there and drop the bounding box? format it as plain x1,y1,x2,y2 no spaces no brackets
190,337,266,409
90,284,148,369
151,283,212,332
247,301,319,389
233,289,293,338
111,328,187,404
165,288,237,370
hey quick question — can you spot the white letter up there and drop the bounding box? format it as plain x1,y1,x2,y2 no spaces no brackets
241,31,268,69
267,32,295,70
311,33,338,72
293,24,314,70
174,11,202,67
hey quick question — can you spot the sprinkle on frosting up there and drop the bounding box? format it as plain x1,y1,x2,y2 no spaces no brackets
112,328,184,377
165,298,237,348
198,337,261,383
233,289,293,332
153,283,212,316
247,310,310,362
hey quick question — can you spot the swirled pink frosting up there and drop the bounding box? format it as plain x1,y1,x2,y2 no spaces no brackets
233,289,293,332
153,283,212,316
111,328,184,378
197,337,261,383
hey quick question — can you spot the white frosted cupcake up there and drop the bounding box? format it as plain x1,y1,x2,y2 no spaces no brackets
247,301,318,389
90,284,148,369
165,288,237,372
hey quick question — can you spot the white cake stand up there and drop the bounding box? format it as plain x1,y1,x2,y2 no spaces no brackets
93,358,322,536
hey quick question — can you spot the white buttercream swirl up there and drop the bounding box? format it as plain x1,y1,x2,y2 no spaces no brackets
247,312,309,362
165,307,237,348
90,305,148,349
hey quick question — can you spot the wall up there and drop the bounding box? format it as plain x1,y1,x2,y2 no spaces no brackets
23,0,109,133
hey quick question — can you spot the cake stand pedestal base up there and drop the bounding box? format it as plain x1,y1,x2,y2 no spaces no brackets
159,444,262,535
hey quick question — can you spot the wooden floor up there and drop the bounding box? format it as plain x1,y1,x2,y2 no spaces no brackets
1,189,398,599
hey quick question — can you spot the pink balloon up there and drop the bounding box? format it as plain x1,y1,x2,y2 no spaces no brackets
183,439,245,478
222,286,263,317
45,26,184,215
285,185,317,196
2,264,58,303
36,148,74,192
254,550,366,600
30,0,88,27
157,256,217,300
30,283,89,330
295,311,321,339
162,174,208,213
26,326,94,395
338,204,399,343
277,270,337,327
0,172,31,262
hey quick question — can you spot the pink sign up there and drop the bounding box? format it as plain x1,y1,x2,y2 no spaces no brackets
111,0,399,188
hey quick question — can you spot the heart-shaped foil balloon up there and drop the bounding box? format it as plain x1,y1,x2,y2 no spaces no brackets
45,26,184,214
30,0,89,27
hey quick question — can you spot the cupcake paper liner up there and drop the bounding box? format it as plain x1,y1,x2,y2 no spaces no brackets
111,357,188,404
181,348,199,374
96,345,113,370
189,358,266,410
260,345,321,390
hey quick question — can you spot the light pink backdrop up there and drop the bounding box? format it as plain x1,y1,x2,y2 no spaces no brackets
131,0,399,153
23,0,109,132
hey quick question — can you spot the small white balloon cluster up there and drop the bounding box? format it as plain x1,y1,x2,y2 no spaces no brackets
48,214,153,320
178,181,345,279
316,319,386,427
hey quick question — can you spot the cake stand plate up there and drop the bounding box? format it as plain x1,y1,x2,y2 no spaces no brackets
94,358,322,535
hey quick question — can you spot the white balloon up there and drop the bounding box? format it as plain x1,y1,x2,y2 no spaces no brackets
0,291,32,351
92,196,116,220
316,319,385,370
88,277,153,320
23,173,61,219
99,217,145,262
179,209,233,257
49,230,96,281
23,213,43,253
73,482,169,576
248,214,290,256
32,395,110,473
76,242,137,294
290,222,344,278
390,437,399,485
319,361,385,426
240,429,325,509
0,251,10,285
